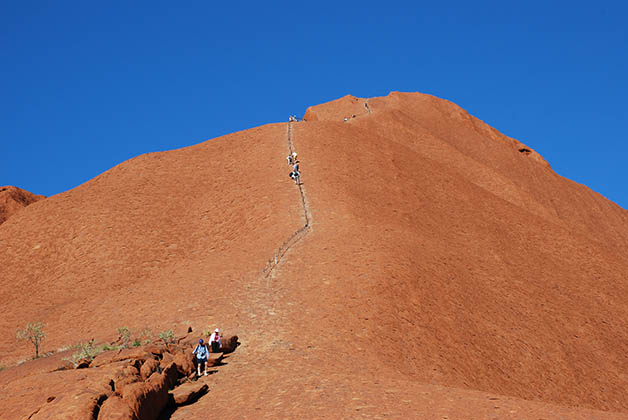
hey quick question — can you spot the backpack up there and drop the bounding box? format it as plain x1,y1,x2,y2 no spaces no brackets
194,344,208,359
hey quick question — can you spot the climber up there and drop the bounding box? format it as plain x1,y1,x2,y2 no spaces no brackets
192,338,209,376
210,328,221,353
290,170,301,185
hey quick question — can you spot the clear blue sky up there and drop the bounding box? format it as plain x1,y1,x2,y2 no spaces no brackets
1,1,627,209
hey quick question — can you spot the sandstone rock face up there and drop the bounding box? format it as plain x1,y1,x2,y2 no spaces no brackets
1,92,628,418
0,185,44,225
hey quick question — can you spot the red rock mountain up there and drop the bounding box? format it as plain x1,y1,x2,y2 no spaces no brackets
1,92,627,419
0,186,45,225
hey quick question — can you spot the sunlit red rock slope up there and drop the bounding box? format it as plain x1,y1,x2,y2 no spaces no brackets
0,186,44,225
1,92,627,419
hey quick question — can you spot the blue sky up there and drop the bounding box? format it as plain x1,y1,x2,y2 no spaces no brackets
1,1,627,209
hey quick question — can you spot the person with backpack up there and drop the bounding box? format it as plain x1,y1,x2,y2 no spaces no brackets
292,162,301,185
209,328,221,353
192,338,209,376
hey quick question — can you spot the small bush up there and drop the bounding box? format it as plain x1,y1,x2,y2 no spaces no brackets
101,343,119,352
117,327,131,348
16,322,46,359
65,339,100,367
132,339,141,347
159,330,175,348
139,328,152,345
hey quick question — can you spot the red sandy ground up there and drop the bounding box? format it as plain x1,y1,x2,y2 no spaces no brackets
1,92,627,419
0,186,45,225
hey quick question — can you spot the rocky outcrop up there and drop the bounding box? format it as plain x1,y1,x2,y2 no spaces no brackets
0,334,236,420
0,185,44,225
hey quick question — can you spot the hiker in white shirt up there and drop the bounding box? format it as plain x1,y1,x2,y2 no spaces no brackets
210,328,221,353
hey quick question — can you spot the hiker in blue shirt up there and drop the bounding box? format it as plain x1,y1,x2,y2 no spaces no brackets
192,338,209,376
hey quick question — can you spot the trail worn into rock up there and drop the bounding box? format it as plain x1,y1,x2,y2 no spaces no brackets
261,123,311,280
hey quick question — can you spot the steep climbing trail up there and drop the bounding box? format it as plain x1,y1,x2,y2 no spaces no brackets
261,122,312,279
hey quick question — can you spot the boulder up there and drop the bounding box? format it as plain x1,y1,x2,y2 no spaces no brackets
173,352,195,376
159,353,174,370
177,332,199,347
160,361,180,389
145,344,168,357
139,358,159,380
122,374,169,420
89,349,119,368
112,365,140,395
219,335,239,353
90,347,149,369
98,395,136,420
170,382,208,406
115,347,151,363
89,346,150,368
207,352,224,367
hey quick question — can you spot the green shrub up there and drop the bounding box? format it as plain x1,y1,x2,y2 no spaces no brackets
140,328,152,345
159,330,175,348
101,343,119,352
16,322,46,359
117,327,131,348
65,339,101,367
132,339,141,347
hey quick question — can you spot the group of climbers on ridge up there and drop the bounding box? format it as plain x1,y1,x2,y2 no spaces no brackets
287,116,302,185
192,327,222,377
287,152,301,185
